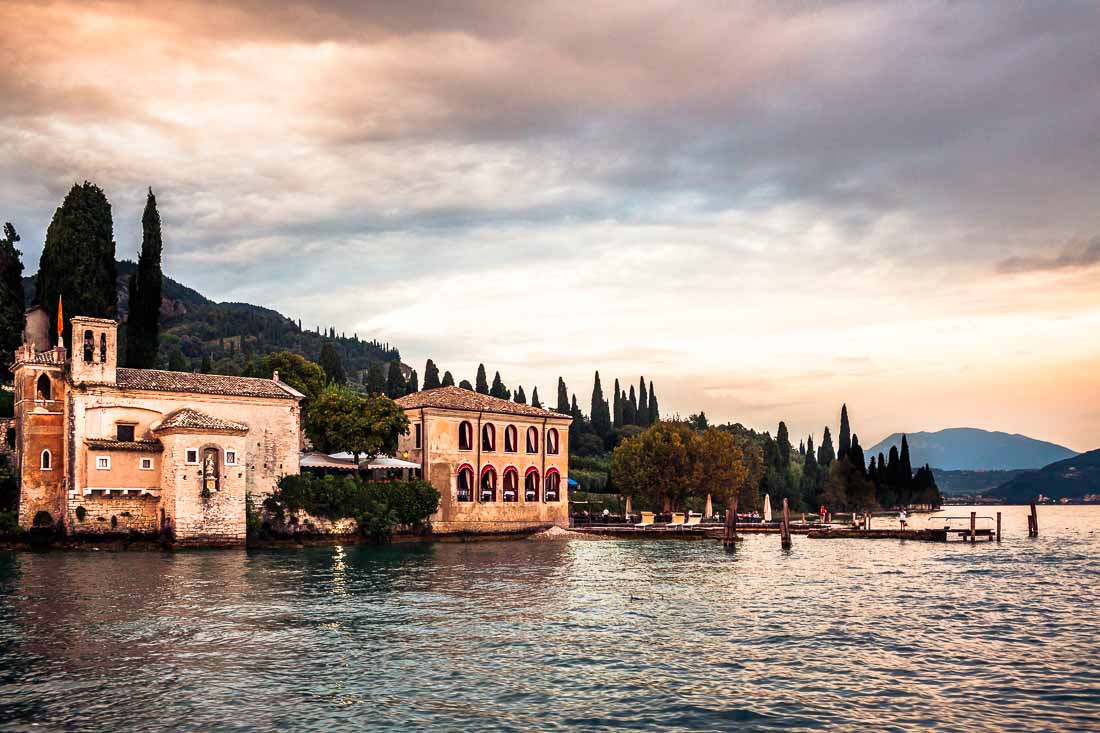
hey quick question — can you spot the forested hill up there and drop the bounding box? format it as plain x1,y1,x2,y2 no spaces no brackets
990,448,1100,503
867,428,1077,471
22,261,400,379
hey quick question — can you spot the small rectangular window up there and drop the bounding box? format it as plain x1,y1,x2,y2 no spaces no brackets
414,424,422,449
185,449,199,464
225,450,237,466
116,424,135,442
140,457,154,470
96,456,111,470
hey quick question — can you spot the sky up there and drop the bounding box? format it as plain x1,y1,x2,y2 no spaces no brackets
2,1,1099,451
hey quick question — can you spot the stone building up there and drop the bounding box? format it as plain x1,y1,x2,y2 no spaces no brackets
9,315,302,544
395,386,572,534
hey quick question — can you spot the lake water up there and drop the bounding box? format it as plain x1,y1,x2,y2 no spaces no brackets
1,505,1098,732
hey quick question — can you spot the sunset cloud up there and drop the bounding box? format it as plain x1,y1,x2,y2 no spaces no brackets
3,0,1099,448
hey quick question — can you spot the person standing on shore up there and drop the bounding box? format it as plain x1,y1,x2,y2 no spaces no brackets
899,509,908,531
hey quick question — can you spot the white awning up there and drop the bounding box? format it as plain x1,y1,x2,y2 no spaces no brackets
326,452,421,470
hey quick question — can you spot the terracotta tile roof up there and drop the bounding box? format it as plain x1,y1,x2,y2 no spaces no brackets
116,368,297,400
153,408,249,433
70,316,118,325
85,438,163,453
395,386,569,419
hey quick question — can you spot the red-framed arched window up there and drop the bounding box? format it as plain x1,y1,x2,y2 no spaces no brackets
547,428,560,455
502,467,519,502
526,426,539,454
480,465,497,502
544,469,561,502
504,425,517,453
457,464,474,502
458,421,473,451
524,467,540,502
482,423,496,452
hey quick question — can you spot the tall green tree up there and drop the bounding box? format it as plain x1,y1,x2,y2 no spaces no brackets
817,426,835,466
514,385,527,404
458,379,474,390
0,223,24,378
612,378,623,428
365,362,386,394
255,351,326,403
405,369,419,394
305,386,410,462
476,364,489,394
441,370,455,387
167,347,188,372
850,433,866,475
777,421,791,467
637,378,649,426
423,359,441,389
489,370,510,399
35,182,119,348
590,371,611,437
648,381,660,424
124,188,163,368
319,343,346,384
626,385,638,425
385,361,406,398
838,403,851,461
900,434,913,483
555,377,569,413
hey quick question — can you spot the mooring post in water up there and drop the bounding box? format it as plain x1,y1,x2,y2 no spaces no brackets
1029,503,1038,537
724,497,738,548
781,498,792,549
996,511,1002,542
970,511,976,543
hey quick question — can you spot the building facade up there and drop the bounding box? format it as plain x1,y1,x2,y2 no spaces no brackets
10,315,302,544
395,386,572,534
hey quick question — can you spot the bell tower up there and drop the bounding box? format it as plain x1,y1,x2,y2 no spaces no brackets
70,316,118,385
11,339,67,529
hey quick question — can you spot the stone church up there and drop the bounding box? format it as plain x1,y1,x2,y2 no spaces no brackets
9,315,302,544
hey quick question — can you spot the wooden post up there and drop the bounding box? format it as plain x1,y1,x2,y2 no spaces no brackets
1029,503,1038,537
781,498,792,549
996,511,1001,542
724,497,738,549
969,511,976,543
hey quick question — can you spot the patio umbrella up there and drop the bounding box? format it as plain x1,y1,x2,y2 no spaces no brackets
704,493,713,518
624,496,632,515
763,494,772,522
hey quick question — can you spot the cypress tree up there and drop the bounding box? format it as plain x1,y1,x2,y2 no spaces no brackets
125,188,163,368
555,377,569,413
319,343,346,384
35,182,118,348
877,452,888,485
799,439,805,456
167,348,188,372
489,371,510,399
850,433,866,475
441,370,455,387
476,364,489,394
900,434,913,484
515,386,527,404
803,435,819,504
612,378,623,428
777,421,791,467
0,223,24,378
837,403,851,461
385,361,406,398
817,426,835,466
459,379,473,390
531,387,542,409
627,385,638,425
591,371,611,437
637,378,649,426
200,354,212,373
648,381,659,423
886,445,901,486
406,369,419,394
365,362,386,394
423,359,441,389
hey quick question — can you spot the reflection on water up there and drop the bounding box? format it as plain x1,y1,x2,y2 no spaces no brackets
1,506,1099,732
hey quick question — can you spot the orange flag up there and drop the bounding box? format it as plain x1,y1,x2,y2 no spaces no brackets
57,295,63,341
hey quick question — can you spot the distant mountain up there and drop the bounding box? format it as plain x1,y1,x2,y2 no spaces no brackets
22,261,401,380
931,469,1030,496
990,448,1100,503
866,428,1077,471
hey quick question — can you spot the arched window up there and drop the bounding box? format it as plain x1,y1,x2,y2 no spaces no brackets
504,425,517,453
545,469,561,502
525,468,540,502
99,333,107,363
457,465,474,502
480,466,497,502
40,449,52,470
502,467,519,502
202,448,220,495
458,421,473,451
526,426,539,454
36,374,51,401
83,330,94,362
482,423,496,452
547,428,560,455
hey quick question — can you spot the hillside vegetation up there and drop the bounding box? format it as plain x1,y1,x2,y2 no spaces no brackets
990,448,1100,503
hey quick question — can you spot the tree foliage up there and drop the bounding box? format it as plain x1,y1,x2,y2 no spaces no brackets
305,386,409,462
0,223,24,379
423,359,441,389
248,350,326,403
385,361,406,398
475,364,489,394
319,343,347,385
124,189,163,368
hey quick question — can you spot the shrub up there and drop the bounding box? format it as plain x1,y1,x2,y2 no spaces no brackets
0,510,19,538
0,471,17,512
75,505,87,521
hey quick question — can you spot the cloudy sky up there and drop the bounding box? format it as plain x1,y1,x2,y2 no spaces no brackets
3,1,1099,450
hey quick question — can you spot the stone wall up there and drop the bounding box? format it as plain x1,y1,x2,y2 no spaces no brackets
158,432,250,545
69,494,160,534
